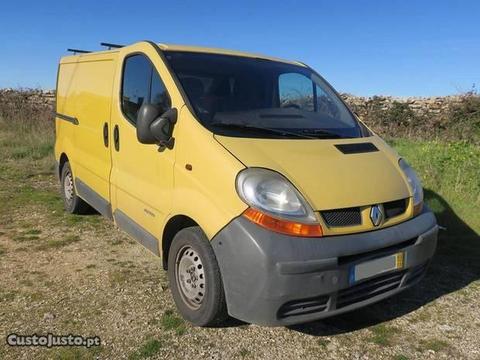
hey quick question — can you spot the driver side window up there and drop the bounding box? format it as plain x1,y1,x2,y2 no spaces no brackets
121,54,171,125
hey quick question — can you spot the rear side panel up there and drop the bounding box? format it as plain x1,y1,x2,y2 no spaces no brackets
56,53,117,205
55,61,77,165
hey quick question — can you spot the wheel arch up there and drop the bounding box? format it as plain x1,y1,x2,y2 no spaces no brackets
58,152,69,178
161,214,199,270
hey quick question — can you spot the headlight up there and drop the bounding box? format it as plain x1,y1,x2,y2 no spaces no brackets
399,159,423,213
236,168,322,237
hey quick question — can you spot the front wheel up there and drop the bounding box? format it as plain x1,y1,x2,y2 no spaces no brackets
167,226,228,327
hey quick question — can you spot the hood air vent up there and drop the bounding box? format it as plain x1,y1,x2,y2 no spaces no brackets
335,143,378,154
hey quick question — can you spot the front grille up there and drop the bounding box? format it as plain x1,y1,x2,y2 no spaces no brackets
321,207,361,227
384,199,408,219
337,269,406,309
320,198,408,229
277,295,329,319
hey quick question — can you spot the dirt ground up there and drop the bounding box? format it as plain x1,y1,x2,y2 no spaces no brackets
0,155,479,360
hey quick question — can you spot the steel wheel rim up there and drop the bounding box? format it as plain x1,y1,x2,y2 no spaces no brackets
175,245,206,310
64,171,74,203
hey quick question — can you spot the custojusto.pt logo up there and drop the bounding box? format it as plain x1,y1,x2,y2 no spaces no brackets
6,333,101,348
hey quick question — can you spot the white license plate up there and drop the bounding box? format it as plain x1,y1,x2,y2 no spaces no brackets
349,252,405,284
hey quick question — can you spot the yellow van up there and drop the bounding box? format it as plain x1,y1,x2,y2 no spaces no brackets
55,41,438,326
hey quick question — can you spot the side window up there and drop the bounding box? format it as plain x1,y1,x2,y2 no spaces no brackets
150,70,171,114
122,55,151,124
278,73,314,111
121,54,171,124
316,84,340,119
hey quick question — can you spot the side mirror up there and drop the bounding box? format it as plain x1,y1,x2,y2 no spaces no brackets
137,104,161,144
150,108,177,148
136,104,177,148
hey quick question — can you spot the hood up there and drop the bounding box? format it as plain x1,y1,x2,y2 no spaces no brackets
215,135,411,211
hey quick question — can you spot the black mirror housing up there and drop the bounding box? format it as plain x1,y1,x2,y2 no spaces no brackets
150,108,177,148
136,104,177,147
137,104,161,144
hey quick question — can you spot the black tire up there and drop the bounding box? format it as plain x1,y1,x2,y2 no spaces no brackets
60,161,91,214
167,226,228,327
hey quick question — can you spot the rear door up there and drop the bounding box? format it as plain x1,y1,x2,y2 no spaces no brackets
68,56,116,217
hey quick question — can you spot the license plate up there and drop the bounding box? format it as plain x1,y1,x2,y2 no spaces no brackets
349,252,405,284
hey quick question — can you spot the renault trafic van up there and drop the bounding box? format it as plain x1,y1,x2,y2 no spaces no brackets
55,41,438,326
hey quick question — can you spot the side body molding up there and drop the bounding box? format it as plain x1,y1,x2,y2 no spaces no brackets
113,209,160,256
75,178,112,220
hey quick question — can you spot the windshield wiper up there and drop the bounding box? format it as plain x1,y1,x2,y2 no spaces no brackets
299,129,349,139
210,123,315,139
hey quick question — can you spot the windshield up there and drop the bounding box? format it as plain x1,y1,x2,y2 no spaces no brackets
165,51,365,139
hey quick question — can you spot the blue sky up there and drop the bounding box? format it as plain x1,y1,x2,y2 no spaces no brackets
0,0,478,96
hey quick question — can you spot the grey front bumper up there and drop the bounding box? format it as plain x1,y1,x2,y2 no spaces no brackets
211,208,438,326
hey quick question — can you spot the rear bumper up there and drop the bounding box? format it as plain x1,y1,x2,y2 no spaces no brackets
211,208,438,326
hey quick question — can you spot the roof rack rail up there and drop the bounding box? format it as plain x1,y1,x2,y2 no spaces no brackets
67,48,91,54
100,42,124,50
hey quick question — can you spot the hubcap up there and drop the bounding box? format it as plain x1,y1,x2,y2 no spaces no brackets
175,246,206,309
64,171,74,203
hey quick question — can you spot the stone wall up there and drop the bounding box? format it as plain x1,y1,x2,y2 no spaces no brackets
0,89,56,108
1,88,478,143
341,94,465,118
0,88,466,116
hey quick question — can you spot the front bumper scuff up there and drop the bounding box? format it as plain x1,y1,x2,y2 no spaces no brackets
211,208,438,326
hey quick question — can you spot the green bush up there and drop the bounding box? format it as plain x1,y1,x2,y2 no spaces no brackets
448,95,480,142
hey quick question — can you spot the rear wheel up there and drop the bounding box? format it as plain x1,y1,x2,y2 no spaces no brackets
167,226,228,326
60,161,91,214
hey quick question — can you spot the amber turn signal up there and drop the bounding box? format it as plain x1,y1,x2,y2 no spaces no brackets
413,202,423,217
242,208,323,237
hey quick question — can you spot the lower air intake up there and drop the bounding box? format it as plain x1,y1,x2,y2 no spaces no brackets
337,269,406,309
277,295,330,318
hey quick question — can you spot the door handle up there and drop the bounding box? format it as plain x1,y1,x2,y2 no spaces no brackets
103,122,109,147
113,125,120,151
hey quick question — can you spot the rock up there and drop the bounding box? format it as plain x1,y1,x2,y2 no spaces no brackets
439,324,455,332
43,312,55,321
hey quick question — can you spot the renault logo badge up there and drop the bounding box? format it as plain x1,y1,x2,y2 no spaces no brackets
370,204,384,227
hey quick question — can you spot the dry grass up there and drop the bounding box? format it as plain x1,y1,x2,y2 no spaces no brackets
0,90,54,173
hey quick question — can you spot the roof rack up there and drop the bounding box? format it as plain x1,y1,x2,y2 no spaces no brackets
67,48,91,54
100,42,124,50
